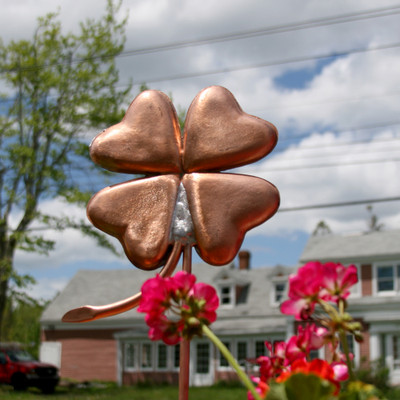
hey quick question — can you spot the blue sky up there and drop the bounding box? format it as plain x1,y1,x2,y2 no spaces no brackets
1,0,400,300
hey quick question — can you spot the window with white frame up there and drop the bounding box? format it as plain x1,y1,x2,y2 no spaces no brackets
255,340,266,358
347,264,360,297
339,334,354,355
196,343,210,373
140,343,153,369
237,341,248,366
124,342,136,370
393,336,400,369
173,345,180,369
157,343,168,369
219,285,234,306
376,265,395,293
274,282,286,303
219,341,231,368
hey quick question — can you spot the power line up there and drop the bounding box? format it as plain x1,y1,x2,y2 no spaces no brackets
2,3,400,74
11,196,400,233
278,120,400,144
250,89,400,113
275,136,400,155
244,156,400,173
272,146,400,164
67,151,400,191
2,41,399,104
135,41,400,84
113,4,400,58
279,196,400,212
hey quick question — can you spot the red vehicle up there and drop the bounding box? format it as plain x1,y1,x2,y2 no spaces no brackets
0,344,59,393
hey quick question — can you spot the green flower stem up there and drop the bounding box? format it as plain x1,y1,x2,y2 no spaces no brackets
339,329,355,381
338,298,355,382
202,325,262,400
318,299,340,320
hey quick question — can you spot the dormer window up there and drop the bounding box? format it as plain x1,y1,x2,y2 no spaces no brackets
274,282,286,303
270,280,286,305
220,285,234,306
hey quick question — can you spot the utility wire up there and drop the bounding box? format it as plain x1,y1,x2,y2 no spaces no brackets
115,4,400,58
278,120,400,143
272,146,400,163
9,196,400,233
250,89,400,113
135,41,400,84
1,3,400,74
279,196,400,212
69,150,400,190
243,156,400,173
1,41,399,104
275,136,400,154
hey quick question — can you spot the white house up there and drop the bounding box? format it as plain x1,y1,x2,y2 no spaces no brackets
40,229,400,385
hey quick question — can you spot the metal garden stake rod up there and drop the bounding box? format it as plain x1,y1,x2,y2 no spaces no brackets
62,86,280,400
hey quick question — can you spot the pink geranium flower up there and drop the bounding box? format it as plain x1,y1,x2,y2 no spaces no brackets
280,261,358,319
257,341,288,381
286,323,328,363
137,274,172,315
190,283,219,324
248,377,269,400
138,272,219,344
145,313,184,345
170,271,197,298
320,262,358,303
280,262,324,320
331,361,349,382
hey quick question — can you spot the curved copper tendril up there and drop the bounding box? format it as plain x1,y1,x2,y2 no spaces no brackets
62,242,183,323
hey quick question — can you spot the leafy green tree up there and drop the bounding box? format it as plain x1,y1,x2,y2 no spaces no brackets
1,296,48,358
0,0,132,337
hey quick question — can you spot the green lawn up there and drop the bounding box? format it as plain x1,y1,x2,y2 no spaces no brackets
1,382,400,400
0,383,248,400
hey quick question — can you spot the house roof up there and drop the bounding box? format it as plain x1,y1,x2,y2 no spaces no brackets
41,261,295,333
300,229,400,264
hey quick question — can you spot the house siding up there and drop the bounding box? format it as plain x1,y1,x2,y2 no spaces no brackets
122,371,179,385
40,231,400,386
360,330,370,368
361,264,372,296
43,329,122,382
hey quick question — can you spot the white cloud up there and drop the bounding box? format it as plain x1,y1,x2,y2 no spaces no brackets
14,198,127,273
243,128,400,237
25,276,70,301
2,0,400,293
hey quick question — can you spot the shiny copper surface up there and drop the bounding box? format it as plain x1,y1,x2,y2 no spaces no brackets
90,90,182,174
183,86,278,172
87,174,180,270
64,85,280,323
183,173,279,265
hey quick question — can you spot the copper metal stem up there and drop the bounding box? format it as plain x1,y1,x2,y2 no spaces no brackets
179,244,192,400
61,242,183,323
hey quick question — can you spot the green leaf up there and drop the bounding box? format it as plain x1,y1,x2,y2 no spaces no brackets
265,382,289,400
0,0,134,335
267,374,336,400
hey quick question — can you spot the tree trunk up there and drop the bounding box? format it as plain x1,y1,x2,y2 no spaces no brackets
0,266,10,339
0,242,16,339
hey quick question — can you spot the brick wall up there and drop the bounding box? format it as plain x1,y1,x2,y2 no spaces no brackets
359,329,371,368
43,329,123,382
122,371,179,385
215,370,239,382
361,264,372,296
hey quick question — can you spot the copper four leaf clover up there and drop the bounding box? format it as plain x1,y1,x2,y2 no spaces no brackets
87,85,280,270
